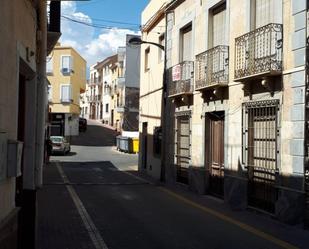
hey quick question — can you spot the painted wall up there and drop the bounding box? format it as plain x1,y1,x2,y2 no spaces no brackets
48,44,86,115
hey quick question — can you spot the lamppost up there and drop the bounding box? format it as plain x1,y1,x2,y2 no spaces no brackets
128,36,167,182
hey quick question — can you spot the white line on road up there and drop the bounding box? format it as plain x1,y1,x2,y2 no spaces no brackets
55,162,109,249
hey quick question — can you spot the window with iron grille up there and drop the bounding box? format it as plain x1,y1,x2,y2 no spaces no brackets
153,126,162,157
242,100,280,176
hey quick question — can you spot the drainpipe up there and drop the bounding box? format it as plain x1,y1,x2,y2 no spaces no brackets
35,0,47,188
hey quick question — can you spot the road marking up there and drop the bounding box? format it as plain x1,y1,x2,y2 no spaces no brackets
55,162,108,249
158,187,299,249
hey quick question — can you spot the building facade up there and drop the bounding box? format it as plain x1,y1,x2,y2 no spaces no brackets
47,43,86,137
138,0,167,179
88,64,102,120
0,1,61,248
140,0,309,226
80,81,90,119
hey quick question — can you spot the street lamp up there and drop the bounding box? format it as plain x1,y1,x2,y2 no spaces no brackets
128,37,165,51
128,36,167,182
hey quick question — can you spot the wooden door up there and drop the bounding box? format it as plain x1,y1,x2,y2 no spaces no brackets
207,112,224,197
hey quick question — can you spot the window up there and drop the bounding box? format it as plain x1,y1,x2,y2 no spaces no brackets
61,85,72,103
48,85,52,102
253,0,276,29
211,3,226,47
158,34,165,62
145,47,150,71
105,103,109,113
180,24,192,62
242,100,279,173
46,56,53,74
61,56,73,75
153,126,162,157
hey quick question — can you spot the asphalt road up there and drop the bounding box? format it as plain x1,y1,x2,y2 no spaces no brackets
38,120,309,249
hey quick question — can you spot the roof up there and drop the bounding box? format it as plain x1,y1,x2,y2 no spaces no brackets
94,54,118,69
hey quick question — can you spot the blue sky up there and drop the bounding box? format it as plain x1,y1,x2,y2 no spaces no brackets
60,0,149,67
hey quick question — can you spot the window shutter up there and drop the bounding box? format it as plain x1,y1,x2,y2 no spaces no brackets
61,56,72,73
61,85,71,102
182,26,192,61
213,9,226,46
255,0,274,28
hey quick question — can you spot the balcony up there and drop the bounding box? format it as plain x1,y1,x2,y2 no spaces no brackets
195,45,229,90
168,61,194,97
47,2,61,55
235,23,283,81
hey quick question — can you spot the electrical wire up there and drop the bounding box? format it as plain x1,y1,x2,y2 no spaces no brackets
61,15,140,31
61,15,164,34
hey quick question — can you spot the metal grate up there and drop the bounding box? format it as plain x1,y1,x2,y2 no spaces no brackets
235,23,283,80
175,115,191,184
243,100,279,213
195,46,229,90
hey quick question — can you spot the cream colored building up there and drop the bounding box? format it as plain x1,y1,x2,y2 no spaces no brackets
138,0,167,179
47,43,86,136
80,81,90,119
140,0,309,225
0,1,60,248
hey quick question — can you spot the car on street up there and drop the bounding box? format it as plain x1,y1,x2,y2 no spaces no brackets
50,136,70,155
79,117,87,132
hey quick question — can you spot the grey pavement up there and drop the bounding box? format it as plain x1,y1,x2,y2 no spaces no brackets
38,121,309,249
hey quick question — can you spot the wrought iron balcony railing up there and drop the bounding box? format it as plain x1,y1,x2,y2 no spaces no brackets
235,23,283,80
168,61,194,97
195,45,229,90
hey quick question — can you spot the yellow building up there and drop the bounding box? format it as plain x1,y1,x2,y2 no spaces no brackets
47,43,86,136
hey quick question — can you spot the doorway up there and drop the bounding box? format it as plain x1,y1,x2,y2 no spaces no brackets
205,112,225,198
142,122,148,169
141,122,148,169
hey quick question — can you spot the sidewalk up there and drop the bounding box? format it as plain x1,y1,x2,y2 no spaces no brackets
130,170,309,249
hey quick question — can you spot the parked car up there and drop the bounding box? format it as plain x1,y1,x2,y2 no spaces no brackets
79,118,87,132
50,136,70,155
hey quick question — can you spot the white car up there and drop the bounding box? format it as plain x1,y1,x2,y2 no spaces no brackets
50,136,71,155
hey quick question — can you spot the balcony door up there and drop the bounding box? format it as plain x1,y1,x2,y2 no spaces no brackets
254,0,276,29
210,3,227,82
180,24,192,62
212,3,227,47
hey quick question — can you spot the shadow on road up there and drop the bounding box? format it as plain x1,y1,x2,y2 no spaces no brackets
44,161,143,185
70,124,118,147
52,152,77,157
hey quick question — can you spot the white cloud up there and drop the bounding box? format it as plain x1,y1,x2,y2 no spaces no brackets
60,2,140,68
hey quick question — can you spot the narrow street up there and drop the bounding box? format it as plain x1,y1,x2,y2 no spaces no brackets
38,120,308,249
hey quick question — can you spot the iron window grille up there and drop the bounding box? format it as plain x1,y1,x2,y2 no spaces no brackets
242,99,280,213
174,113,191,184
195,45,229,90
235,23,283,80
153,126,162,157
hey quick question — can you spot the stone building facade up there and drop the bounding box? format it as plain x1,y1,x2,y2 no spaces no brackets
140,0,309,226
